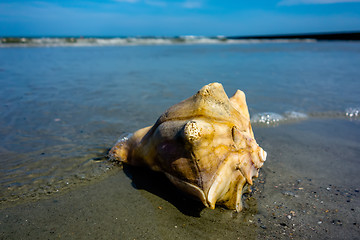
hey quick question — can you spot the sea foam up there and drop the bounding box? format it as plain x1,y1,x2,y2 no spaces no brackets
0,36,316,48
345,107,360,119
251,111,308,125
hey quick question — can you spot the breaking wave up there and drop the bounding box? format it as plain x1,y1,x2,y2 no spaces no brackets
251,108,360,126
0,36,316,48
251,111,308,125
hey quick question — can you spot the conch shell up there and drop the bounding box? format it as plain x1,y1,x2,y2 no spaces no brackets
109,83,266,212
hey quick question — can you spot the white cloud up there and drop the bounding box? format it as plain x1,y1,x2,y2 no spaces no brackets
279,0,360,5
144,0,167,7
181,1,203,9
114,0,139,3
113,0,203,9
113,0,202,8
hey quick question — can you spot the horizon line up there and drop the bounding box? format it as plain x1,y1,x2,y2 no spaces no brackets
1,30,360,41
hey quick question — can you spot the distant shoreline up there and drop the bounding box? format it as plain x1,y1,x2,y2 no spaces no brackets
1,31,359,47
228,31,360,41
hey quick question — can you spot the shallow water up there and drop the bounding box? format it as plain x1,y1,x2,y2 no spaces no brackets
0,41,360,207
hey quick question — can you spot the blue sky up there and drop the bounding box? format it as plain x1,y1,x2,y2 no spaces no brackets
1,0,360,36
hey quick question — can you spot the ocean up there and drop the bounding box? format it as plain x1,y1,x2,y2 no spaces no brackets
1,40,359,239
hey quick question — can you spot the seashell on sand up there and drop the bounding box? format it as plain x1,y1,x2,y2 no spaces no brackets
109,82,266,212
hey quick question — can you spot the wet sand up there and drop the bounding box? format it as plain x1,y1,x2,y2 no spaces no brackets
1,119,359,239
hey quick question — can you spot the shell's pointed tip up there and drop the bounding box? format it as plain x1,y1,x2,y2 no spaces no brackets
235,203,243,212
260,149,267,162
209,82,222,87
108,147,119,161
109,133,133,162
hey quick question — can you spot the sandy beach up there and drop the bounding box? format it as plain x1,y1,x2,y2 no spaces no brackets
1,118,359,239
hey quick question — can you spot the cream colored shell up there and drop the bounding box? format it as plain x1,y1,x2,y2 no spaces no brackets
109,83,266,212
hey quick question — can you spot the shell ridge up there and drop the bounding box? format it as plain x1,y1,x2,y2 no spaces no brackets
189,150,204,190
205,150,234,207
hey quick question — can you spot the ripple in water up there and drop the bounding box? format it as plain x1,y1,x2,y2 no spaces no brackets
0,149,118,207
284,111,308,120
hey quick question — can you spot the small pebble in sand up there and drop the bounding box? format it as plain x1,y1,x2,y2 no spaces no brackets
287,215,292,219
326,187,331,191
332,220,342,225
318,221,322,224
282,191,298,198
